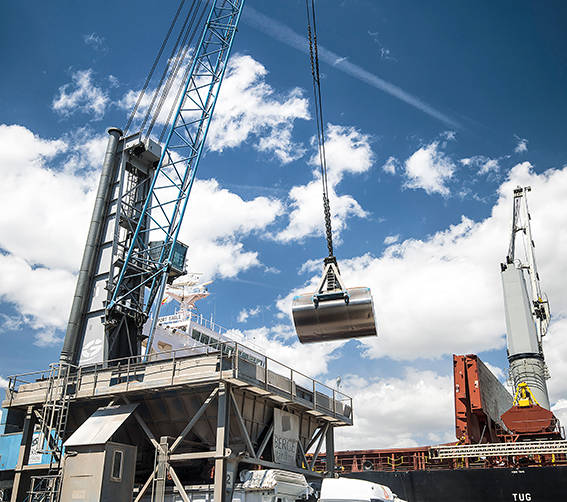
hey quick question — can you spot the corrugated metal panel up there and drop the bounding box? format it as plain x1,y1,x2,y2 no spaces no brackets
64,403,138,447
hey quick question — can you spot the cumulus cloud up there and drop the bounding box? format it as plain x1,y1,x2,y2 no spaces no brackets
333,370,454,449
119,54,309,164
276,124,373,242
278,162,567,363
551,398,567,427
514,136,528,154
381,155,398,174
238,306,261,323
227,325,344,377
461,155,500,175
52,69,109,119
0,253,75,331
0,124,284,342
178,179,283,279
0,376,8,389
404,141,455,195
543,317,567,404
483,361,506,382
209,55,310,163
0,124,92,271
383,234,399,245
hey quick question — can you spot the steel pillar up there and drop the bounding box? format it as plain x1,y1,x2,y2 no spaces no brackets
214,383,229,502
325,425,335,476
155,437,169,502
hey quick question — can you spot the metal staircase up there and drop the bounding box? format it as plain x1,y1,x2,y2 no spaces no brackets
28,363,74,502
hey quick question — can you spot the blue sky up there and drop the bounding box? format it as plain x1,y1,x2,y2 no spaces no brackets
1,0,567,448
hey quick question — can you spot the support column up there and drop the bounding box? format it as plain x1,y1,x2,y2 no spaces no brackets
214,383,229,502
155,436,169,502
60,127,122,365
325,425,335,477
10,406,36,502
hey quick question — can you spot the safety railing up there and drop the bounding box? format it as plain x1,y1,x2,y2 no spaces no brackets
5,336,352,423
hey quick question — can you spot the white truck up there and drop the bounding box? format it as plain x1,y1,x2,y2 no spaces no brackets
319,477,407,502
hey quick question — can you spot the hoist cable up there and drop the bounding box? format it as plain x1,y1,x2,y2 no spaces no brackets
146,0,208,141
306,0,334,257
159,4,208,143
156,0,209,143
141,0,200,138
124,0,188,135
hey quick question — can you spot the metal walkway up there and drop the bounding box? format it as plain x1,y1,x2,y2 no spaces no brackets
431,440,567,459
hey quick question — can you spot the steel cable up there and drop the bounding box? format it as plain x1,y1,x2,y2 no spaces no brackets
141,0,201,138
146,0,208,142
124,0,188,135
159,2,207,143
306,0,334,257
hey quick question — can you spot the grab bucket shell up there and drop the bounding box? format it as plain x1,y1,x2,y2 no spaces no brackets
292,287,377,343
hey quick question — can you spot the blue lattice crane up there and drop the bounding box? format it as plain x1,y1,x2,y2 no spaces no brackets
60,0,245,366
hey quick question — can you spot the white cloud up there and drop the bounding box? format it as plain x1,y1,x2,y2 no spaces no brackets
442,131,457,141
34,328,64,347
179,178,283,279
0,124,284,342
119,54,309,164
0,253,75,330
0,377,8,389
83,32,106,51
544,317,567,405
384,234,399,245
276,124,373,242
460,155,500,175
279,162,567,362
227,325,343,377
209,55,310,163
237,306,261,323
483,361,506,382
381,155,398,175
404,141,455,196
333,370,454,449
551,398,567,427
0,124,93,271
514,136,528,154
52,69,109,119
0,313,26,332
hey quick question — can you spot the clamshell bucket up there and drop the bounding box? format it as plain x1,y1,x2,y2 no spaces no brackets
292,258,378,344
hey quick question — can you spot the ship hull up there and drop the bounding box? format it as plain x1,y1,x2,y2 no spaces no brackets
348,466,567,501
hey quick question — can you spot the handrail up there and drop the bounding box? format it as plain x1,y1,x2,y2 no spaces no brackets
6,335,352,420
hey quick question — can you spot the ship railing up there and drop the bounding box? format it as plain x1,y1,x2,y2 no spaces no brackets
159,311,227,335
5,338,353,422
157,311,265,355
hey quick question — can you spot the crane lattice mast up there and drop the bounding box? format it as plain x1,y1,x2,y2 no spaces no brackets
107,0,245,350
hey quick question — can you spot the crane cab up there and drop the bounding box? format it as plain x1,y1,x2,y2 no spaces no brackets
292,257,378,344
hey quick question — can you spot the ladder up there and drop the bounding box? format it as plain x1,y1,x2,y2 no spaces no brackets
29,363,74,501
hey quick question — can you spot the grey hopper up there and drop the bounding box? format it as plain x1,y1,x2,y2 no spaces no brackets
292,259,378,344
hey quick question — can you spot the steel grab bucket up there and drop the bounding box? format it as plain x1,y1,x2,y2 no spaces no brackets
292,287,378,343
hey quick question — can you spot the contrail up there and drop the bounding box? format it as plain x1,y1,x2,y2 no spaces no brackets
243,6,461,129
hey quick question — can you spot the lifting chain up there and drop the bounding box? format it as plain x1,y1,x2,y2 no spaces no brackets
306,0,334,258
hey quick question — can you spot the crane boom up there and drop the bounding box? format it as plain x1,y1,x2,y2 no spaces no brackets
501,186,551,410
107,0,245,348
